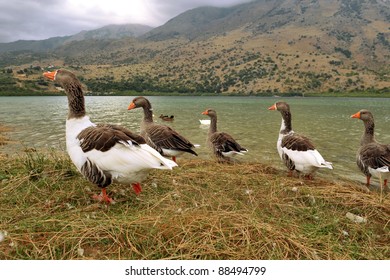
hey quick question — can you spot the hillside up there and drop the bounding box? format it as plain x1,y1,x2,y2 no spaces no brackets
1,0,390,95
0,24,153,53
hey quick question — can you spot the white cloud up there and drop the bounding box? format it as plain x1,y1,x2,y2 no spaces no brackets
0,0,253,42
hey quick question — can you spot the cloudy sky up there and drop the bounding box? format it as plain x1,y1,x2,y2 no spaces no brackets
0,0,253,43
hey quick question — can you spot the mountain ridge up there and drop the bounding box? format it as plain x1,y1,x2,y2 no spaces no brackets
0,23,153,53
1,0,389,95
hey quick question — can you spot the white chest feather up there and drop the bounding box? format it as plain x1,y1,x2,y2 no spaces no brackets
66,116,95,171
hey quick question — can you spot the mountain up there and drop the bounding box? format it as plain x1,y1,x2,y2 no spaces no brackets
0,24,153,53
0,36,72,53
69,24,153,41
1,0,390,95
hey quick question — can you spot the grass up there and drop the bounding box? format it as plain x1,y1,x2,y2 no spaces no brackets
0,124,12,146
0,148,389,260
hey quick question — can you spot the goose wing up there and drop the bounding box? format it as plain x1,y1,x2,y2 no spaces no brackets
281,133,332,169
145,124,198,156
78,124,146,152
210,132,247,156
359,142,390,170
281,133,315,151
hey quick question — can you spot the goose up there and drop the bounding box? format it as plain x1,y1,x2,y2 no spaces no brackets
128,96,198,162
201,108,247,162
351,109,390,188
268,101,332,177
159,114,174,122
199,119,211,125
43,69,177,204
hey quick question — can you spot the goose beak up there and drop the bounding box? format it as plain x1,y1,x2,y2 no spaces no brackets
201,110,208,115
268,104,277,110
351,112,361,119
43,71,57,81
127,102,136,110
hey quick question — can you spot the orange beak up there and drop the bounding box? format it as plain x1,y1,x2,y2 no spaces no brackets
351,111,361,119
43,71,57,81
127,102,136,110
201,110,209,115
268,104,277,111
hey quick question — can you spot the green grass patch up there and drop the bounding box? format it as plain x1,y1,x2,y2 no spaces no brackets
0,150,389,259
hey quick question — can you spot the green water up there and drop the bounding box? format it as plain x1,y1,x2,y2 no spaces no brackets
1,96,389,183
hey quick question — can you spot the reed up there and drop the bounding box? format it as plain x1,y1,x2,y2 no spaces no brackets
0,149,389,260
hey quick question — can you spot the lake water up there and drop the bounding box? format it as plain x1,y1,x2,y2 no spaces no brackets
1,96,390,183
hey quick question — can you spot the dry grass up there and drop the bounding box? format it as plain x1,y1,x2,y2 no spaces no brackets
0,124,14,160
0,124,13,146
0,149,389,260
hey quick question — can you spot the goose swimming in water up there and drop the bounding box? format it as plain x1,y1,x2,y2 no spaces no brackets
159,114,174,122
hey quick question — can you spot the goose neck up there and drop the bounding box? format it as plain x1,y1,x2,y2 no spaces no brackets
209,115,217,135
280,110,292,134
361,119,375,145
65,82,85,119
142,106,154,123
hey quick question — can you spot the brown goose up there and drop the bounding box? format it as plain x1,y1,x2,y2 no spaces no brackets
128,96,198,162
351,109,390,187
201,108,247,162
159,114,174,122
43,70,177,204
268,101,332,177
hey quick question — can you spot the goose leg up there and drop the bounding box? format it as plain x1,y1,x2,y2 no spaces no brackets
172,156,177,163
305,174,314,180
132,183,142,195
92,188,114,204
366,176,371,186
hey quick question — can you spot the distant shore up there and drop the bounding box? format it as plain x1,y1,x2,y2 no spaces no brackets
1,90,390,98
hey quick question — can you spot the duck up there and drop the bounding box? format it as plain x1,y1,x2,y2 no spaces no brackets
159,114,174,122
128,96,198,162
268,101,332,178
201,108,247,163
351,109,390,188
43,69,177,204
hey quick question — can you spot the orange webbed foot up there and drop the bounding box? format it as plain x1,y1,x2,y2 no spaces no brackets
92,188,115,204
132,183,142,195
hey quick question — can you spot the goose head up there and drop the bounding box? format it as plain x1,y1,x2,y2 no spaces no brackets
43,69,78,87
268,101,290,112
201,108,217,118
351,109,374,122
128,96,152,111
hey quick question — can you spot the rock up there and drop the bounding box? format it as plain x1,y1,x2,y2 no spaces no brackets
346,212,367,223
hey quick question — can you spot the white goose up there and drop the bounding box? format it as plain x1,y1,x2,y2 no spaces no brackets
43,69,177,204
268,101,332,178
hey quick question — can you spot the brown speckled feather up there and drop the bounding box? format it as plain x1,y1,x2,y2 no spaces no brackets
144,123,198,156
357,142,390,173
281,133,315,151
209,132,247,157
77,124,146,153
129,96,198,157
